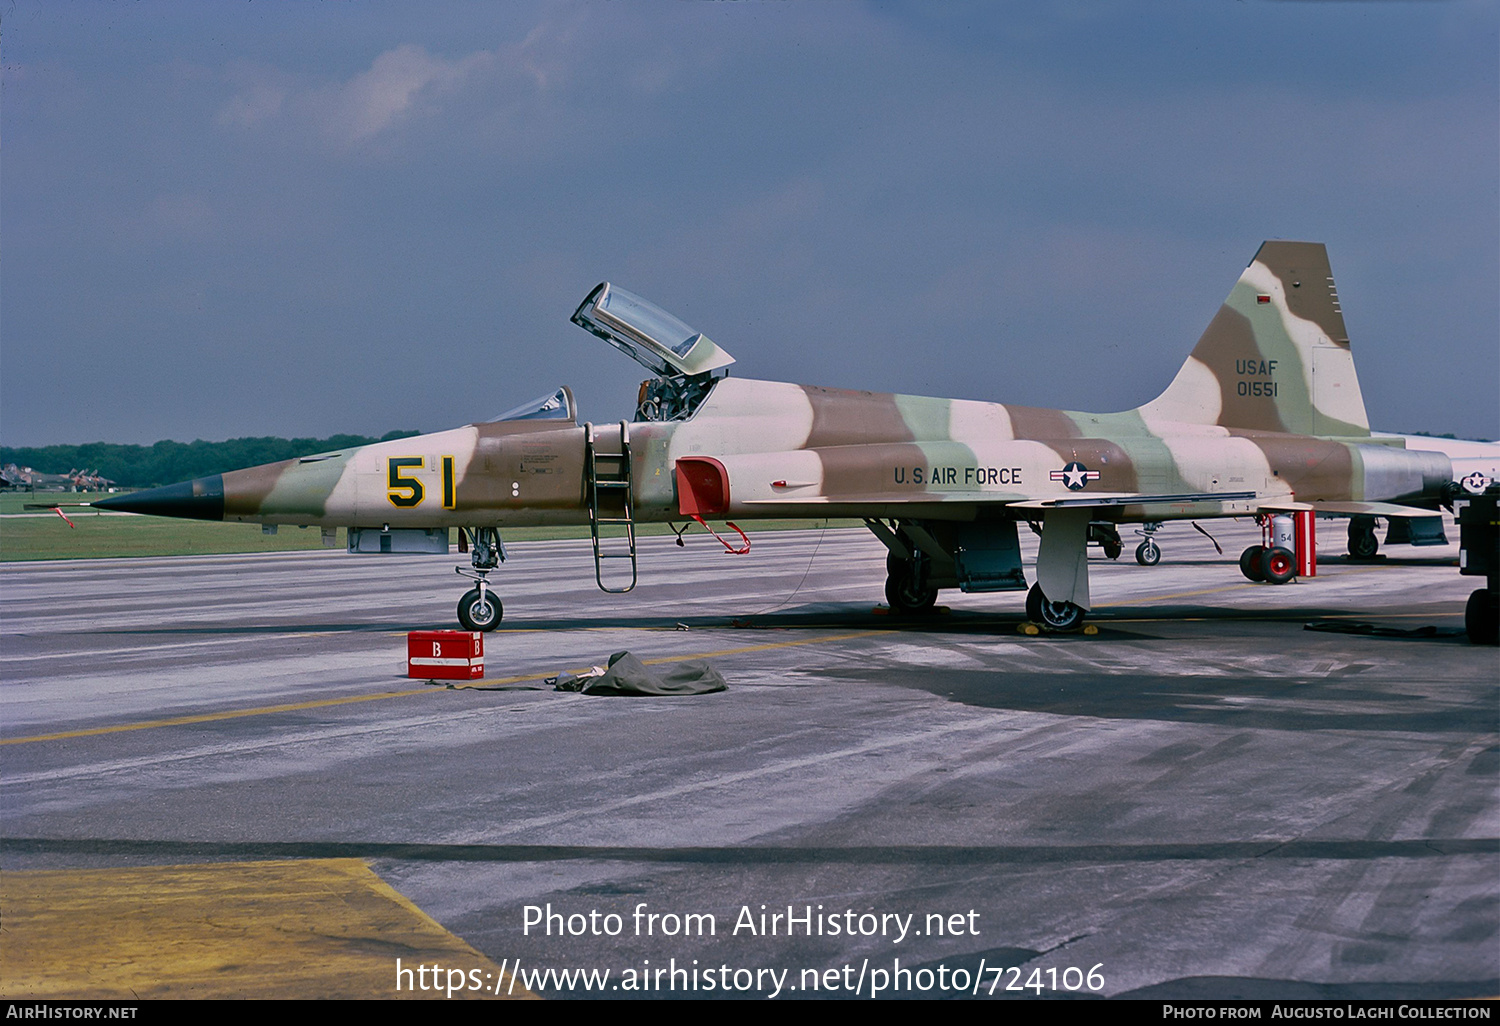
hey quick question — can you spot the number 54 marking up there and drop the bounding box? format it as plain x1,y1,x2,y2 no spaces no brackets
387,456,457,509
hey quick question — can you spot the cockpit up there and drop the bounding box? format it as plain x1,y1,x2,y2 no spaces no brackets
490,386,577,424
490,284,736,427
572,283,736,422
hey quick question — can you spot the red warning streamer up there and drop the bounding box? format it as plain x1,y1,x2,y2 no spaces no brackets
689,515,750,555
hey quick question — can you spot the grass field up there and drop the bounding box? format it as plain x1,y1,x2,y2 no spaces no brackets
0,493,861,561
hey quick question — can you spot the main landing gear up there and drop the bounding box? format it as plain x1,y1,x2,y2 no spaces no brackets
885,552,939,615
867,516,1090,631
1347,516,1380,559
1088,522,1123,561
456,527,506,631
1025,583,1086,632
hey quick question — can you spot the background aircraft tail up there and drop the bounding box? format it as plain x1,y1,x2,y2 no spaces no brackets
1137,241,1371,437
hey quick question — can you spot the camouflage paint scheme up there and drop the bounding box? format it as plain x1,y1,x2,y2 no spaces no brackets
96,242,1456,627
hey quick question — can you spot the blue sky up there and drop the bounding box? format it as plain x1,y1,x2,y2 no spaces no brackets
4,0,1496,447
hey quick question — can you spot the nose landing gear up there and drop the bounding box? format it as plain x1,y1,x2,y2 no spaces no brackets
1134,522,1163,566
456,528,506,631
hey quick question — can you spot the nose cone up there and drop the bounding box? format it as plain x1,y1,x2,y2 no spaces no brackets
93,475,225,521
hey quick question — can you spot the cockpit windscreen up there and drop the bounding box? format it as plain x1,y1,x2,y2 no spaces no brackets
490,386,576,423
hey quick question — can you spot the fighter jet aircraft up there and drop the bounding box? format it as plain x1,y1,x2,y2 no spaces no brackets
94,241,1456,632
2,464,114,492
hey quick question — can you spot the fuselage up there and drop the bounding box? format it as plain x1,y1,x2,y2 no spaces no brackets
105,375,1451,531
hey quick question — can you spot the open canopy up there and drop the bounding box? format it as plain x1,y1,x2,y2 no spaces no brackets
572,283,736,379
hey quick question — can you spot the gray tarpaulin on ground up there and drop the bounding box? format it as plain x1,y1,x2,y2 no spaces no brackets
552,651,727,696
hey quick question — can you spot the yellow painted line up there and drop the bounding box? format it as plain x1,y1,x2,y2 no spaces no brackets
0,859,536,1000
0,689,437,746
2,630,886,743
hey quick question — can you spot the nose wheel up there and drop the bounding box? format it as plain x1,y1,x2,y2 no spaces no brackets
457,586,503,631
1133,522,1163,566
456,527,507,632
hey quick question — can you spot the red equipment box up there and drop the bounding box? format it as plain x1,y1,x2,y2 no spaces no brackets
407,631,484,680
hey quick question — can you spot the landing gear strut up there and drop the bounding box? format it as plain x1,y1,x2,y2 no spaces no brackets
456,528,506,631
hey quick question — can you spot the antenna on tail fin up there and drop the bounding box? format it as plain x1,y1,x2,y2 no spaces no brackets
1138,241,1371,437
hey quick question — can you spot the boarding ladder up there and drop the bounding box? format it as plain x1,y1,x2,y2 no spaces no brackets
584,421,638,593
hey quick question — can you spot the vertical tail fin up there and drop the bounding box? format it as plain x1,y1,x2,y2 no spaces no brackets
1138,241,1370,437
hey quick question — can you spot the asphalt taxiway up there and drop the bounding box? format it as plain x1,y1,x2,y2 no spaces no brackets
1,521,1495,999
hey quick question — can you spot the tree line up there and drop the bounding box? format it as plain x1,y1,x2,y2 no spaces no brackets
1,431,420,489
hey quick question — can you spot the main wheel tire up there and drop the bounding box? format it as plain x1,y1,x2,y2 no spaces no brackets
885,565,938,614
1239,546,1266,582
1466,589,1498,645
1262,545,1296,585
1089,523,1123,560
1347,525,1379,559
457,588,503,631
1025,583,1086,632
1135,540,1161,566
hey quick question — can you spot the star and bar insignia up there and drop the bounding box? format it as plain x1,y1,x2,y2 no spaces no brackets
1050,461,1101,491
1461,471,1491,494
